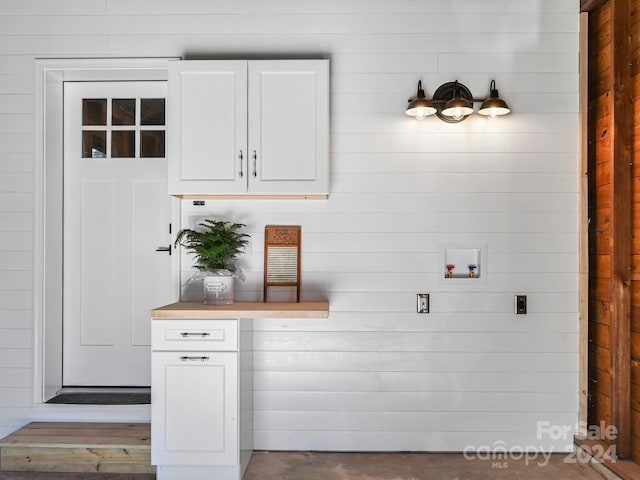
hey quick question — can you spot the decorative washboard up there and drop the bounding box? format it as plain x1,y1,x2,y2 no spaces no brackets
263,225,301,302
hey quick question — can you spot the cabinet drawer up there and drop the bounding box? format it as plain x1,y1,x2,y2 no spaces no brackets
152,319,238,351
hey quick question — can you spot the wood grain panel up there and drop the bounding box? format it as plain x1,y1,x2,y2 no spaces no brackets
631,0,640,461
589,389,612,427
632,360,640,385
588,89,612,121
587,0,615,456
632,282,640,306
590,366,612,397
0,422,153,474
590,321,611,348
590,343,611,372
151,301,328,319
594,155,612,186
590,277,611,301
632,332,640,358
591,207,612,233
590,300,612,326
591,254,612,277
590,231,613,255
632,307,640,332
632,420,640,462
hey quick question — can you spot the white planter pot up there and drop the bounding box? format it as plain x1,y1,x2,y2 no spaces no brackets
203,275,234,305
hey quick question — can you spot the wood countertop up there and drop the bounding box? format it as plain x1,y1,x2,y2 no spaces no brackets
150,301,329,319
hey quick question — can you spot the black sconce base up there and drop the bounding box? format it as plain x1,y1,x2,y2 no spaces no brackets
432,81,474,123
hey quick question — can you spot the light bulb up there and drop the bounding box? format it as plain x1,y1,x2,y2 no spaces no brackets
478,80,511,117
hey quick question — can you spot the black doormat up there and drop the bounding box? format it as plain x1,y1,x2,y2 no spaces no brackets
46,392,150,405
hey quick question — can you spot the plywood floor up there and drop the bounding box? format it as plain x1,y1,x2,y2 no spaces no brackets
0,422,153,475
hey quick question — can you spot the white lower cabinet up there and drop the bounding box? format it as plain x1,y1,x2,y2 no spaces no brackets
151,318,252,480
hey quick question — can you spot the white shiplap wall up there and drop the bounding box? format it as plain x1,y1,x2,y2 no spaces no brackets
0,0,579,451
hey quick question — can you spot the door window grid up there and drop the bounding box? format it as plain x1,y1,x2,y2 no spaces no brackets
82,97,165,159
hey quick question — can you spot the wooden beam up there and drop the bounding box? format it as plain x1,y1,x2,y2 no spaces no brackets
0,422,153,474
579,12,590,436
581,0,609,12
610,0,633,459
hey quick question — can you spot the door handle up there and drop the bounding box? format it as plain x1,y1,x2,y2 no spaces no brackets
155,246,171,255
252,150,257,177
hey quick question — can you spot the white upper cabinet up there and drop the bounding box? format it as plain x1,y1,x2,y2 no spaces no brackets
168,59,329,197
168,61,248,195
247,60,329,195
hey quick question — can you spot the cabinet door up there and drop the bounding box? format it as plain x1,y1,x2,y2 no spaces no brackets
151,351,238,465
168,60,247,195
248,60,329,194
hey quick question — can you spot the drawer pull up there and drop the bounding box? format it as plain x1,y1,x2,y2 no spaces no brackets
180,356,210,362
180,332,210,338
252,150,257,177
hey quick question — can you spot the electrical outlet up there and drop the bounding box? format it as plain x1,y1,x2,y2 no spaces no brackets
515,295,527,315
417,293,429,314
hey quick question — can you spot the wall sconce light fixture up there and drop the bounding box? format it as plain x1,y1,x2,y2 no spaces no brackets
405,80,436,120
406,79,510,123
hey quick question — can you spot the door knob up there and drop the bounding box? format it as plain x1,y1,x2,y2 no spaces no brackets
155,246,171,255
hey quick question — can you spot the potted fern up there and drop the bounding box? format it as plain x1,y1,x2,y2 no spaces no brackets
174,219,249,305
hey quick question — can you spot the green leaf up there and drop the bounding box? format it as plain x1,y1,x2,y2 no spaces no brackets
174,219,249,271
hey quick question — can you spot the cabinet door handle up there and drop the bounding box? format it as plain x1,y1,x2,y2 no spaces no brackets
179,356,210,362
252,150,257,177
180,332,210,338
238,150,244,178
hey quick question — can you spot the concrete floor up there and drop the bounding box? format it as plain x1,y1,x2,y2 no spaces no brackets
0,450,613,480
244,451,611,480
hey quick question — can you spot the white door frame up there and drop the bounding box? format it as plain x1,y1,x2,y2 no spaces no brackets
33,58,180,410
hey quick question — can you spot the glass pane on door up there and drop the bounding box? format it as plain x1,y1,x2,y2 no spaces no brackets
112,99,136,125
82,99,107,126
80,96,165,160
141,98,165,125
112,130,136,158
82,131,106,158
141,131,165,158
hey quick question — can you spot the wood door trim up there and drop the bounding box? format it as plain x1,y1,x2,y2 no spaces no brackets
610,0,633,459
581,0,609,12
579,12,589,436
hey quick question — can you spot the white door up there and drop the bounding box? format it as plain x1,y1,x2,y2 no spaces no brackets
247,60,329,194
167,60,248,195
151,351,238,465
63,81,175,386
